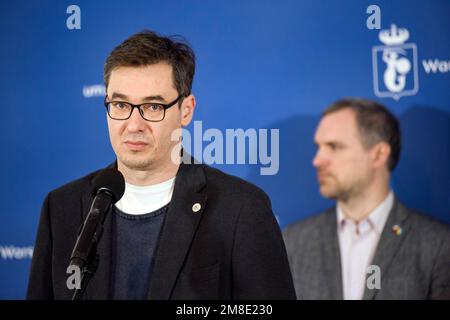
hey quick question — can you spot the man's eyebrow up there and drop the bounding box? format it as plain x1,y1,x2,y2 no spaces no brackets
315,140,345,147
325,141,345,148
141,95,166,103
109,92,166,102
110,92,128,100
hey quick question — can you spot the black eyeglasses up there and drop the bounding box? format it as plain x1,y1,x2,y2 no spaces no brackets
104,95,182,122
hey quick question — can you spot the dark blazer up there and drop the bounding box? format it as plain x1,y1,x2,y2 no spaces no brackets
283,199,450,300
27,162,295,300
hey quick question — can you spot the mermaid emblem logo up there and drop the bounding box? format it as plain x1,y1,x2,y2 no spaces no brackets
372,24,419,100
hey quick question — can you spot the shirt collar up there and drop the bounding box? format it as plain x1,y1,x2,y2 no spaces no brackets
337,190,394,234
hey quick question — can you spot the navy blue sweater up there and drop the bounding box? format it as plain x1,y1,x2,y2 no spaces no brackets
111,203,168,299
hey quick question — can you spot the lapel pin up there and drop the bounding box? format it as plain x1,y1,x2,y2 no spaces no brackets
392,224,402,236
192,203,202,213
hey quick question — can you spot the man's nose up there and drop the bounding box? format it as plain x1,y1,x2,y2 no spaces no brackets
126,107,147,132
312,149,326,168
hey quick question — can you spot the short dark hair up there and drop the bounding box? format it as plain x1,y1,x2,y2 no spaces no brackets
104,30,195,98
322,98,401,171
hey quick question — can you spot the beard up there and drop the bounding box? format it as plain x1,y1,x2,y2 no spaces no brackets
116,142,156,170
119,155,153,170
317,173,358,202
117,139,181,171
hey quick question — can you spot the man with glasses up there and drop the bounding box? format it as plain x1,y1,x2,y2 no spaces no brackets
27,30,295,300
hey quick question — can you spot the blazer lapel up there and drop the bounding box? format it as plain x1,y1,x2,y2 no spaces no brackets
363,199,411,300
321,209,344,299
148,162,207,299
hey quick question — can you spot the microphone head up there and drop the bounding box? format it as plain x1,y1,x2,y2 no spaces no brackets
92,168,125,203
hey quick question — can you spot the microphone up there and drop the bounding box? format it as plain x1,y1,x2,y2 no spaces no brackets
69,168,125,272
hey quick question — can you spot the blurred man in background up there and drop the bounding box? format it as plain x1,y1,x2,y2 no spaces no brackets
284,98,450,299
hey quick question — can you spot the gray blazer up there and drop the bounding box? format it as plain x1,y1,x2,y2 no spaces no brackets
283,199,450,299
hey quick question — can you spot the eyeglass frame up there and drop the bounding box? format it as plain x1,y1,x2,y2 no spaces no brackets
104,95,183,122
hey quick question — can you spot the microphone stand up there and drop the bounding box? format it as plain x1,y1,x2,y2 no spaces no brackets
69,190,112,300
71,253,99,300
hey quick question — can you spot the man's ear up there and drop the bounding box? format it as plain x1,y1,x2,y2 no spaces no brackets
372,141,391,169
180,94,196,127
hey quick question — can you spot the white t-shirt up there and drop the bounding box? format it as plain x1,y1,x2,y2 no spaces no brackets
114,177,176,215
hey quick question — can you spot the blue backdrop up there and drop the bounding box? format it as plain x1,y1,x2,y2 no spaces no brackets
0,0,449,299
